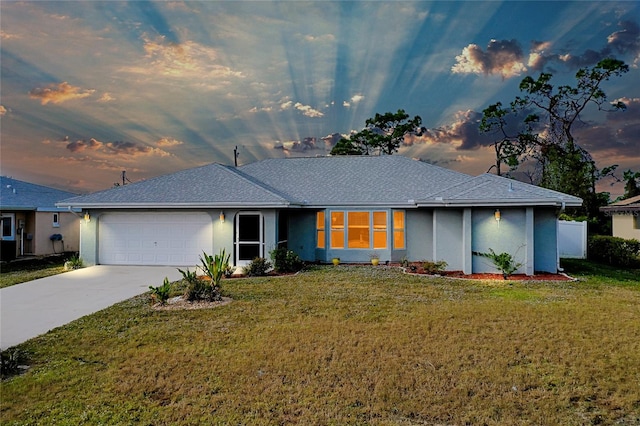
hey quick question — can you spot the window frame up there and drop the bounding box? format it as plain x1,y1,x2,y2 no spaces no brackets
392,210,406,250
53,213,60,228
316,211,325,248
1,213,15,240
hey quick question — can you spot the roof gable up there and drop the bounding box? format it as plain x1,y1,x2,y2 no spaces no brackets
1,176,78,211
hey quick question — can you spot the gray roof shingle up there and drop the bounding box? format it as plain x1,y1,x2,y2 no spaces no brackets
238,156,471,206
57,156,583,209
421,173,583,207
1,176,79,211
57,163,290,208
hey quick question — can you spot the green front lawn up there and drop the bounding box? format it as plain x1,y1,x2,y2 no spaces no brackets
0,263,66,289
1,264,639,425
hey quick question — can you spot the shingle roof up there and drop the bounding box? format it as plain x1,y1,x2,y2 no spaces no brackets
57,163,290,208
600,194,640,212
1,176,79,211
421,173,583,207
58,156,583,209
238,156,471,206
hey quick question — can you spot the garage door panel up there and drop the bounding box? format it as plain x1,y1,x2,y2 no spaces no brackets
99,213,213,266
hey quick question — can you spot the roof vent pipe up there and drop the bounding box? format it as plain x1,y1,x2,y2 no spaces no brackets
508,182,513,192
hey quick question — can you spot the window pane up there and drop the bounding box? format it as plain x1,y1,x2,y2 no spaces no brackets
349,211,368,227
239,244,260,261
316,211,325,229
348,212,369,248
373,231,387,249
393,211,405,229
331,211,344,228
373,211,386,229
394,230,405,249
238,215,260,241
1,218,12,238
317,230,325,248
331,230,344,248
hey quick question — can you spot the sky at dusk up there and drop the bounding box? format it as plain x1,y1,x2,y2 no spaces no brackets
1,1,639,197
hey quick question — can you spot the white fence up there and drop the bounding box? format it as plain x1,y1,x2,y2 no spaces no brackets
558,220,587,259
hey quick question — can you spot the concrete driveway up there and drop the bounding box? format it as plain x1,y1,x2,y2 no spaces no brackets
0,265,182,350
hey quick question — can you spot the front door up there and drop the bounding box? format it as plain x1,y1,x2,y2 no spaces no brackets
235,212,263,266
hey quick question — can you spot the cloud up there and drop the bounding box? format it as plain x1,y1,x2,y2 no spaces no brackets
156,137,183,147
404,110,495,150
294,102,323,118
98,93,115,102
607,20,640,56
279,100,324,117
29,82,95,105
65,138,171,157
123,35,244,80
453,20,640,77
274,137,322,153
66,138,103,153
452,39,527,78
0,105,6,116
321,133,343,148
343,94,365,108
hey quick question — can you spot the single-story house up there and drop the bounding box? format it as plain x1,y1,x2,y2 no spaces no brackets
1,176,80,261
57,156,582,275
599,195,640,240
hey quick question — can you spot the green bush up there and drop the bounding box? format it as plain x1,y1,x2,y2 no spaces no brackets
422,260,448,274
1,348,27,379
269,247,303,273
474,249,522,280
588,235,640,267
149,277,172,305
243,257,272,277
64,254,84,270
199,249,231,287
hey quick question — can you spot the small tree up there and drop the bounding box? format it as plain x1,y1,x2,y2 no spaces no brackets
331,109,422,155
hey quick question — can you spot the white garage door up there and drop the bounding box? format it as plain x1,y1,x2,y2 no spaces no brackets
99,212,213,266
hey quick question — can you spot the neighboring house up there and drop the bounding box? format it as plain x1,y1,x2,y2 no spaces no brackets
600,195,640,240
1,177,80,261
58,156,582,275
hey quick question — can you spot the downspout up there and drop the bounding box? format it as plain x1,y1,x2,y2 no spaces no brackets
557,200,566,272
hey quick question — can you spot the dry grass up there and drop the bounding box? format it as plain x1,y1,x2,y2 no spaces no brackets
1,266,639,425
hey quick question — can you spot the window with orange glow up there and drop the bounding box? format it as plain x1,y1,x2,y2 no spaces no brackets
347,212,369,248
316,211,325,248
393,210,405,249
330,211,344,248
373,211,387,249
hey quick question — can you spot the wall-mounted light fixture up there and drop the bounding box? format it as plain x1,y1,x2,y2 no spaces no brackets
219,211,225,223
84,211,91,223
494,209,501,222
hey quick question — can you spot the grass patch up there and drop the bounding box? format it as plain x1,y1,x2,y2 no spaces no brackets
1,265,639,425
0,254,77,289
0,264,66,289
561,258,640,287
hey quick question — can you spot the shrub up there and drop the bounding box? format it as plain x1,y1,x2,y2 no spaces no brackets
243,257,272,276
199,249,231,288
588,235,640,267
179,266,222,302
64,254,84,270
422,260,448,274
1,348,28,379
149,277,172,305
269,247,303,273
474,249,522,279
